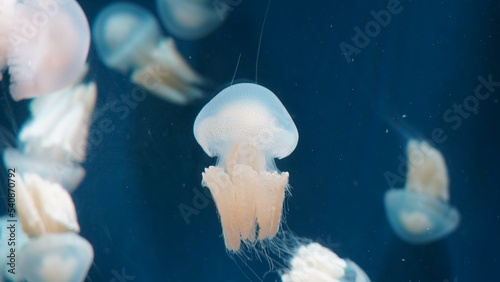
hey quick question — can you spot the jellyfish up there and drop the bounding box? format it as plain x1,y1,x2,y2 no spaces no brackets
0,74,96,244
92,2,204,105
384,140,460,244
156,0,228,40
18,232,93,282
1,75,96,281
281,242,371,282
3,80,97,192
0,0,15,80
3,0,90,101
14,172,80,238
193,83,299,251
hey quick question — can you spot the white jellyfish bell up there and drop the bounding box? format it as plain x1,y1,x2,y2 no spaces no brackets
0,0,15,80
18,232,94,282
92,2,204,105
281,242,371,282
193,83,299,251
156,0,228,40
3,0,90,101
384,140,460,244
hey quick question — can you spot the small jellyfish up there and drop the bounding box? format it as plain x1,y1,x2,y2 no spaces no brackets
281,242,371,282
384,140,460,244
156,0,228,40
92,2,204,105
193,83,299,251
5,0,90,101
18,232,93,282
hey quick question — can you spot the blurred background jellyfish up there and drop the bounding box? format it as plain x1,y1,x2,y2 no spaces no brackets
2,76,96,227
193,83,299,251
3,0,90,101
0,0,15,80
3,78,97,192
156,0,230,40
1,74,96,281
18,232,94,282
281,242,371,282
14,173,80,237
384,140,460,244
92,2,204,105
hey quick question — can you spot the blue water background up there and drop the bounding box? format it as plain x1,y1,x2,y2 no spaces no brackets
1,0,499,281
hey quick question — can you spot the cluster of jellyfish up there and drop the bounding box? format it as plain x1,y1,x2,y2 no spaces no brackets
0,0,460,281
191,83,460,280
1,0,96,281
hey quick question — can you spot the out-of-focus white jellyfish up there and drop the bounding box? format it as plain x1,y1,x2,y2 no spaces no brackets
156,0,228,40
14,173,80,238
92,2,203,105
281,242,371,282
0,0,15,80
0,69,95,281
2,0,90,101
193,83,299,251
384,140,460,244
1,76,96,281
18,232,93,282
2,80,97,192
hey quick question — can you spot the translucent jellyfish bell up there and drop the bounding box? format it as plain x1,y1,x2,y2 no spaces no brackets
281,242,371,282
384,140,460,244
92,2,203,105
0,0,15,79
18,233,93,282
7,0,90,101
156,0,226,40
193,83,299,251
92,2,159,73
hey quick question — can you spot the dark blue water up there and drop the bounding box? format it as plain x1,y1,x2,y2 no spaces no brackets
1,0,499,281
